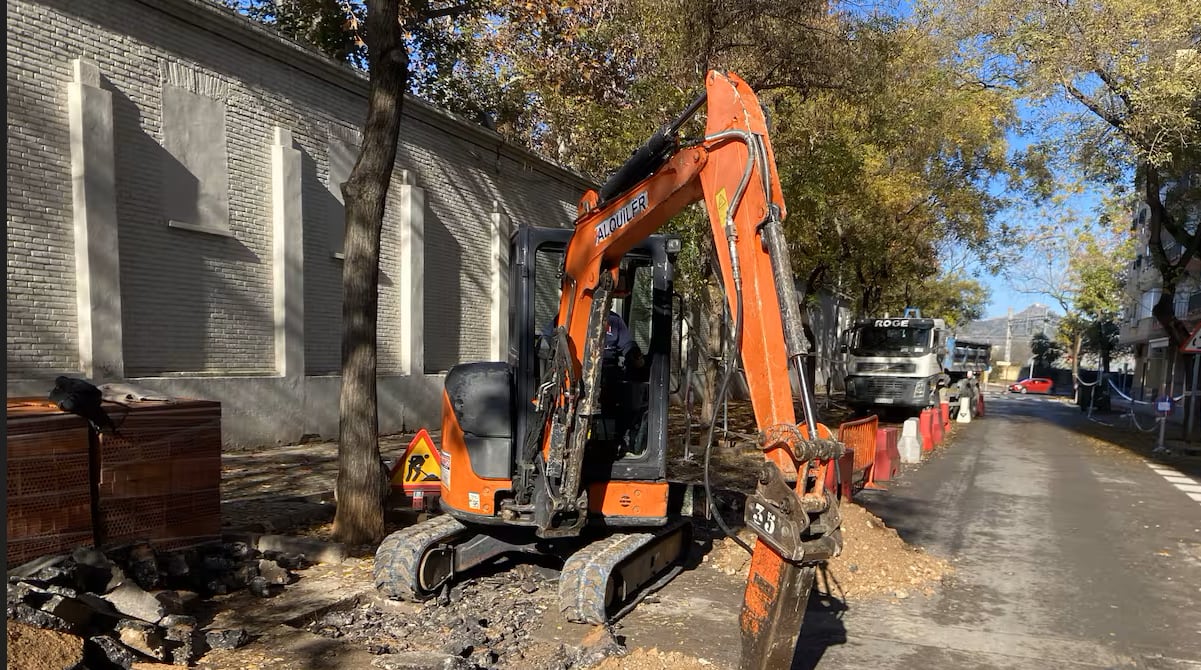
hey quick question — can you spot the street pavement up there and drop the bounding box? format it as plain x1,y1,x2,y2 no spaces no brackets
614,393,1201,669
798,394,1201,669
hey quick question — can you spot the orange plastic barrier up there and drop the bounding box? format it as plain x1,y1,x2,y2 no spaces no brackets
919,409,934,452
871,427,900,484
822,449,856,501
838,414,879,488
931,407,944,446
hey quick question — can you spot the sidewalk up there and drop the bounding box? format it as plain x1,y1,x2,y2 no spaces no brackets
1108,395,1184,428
219,432,428,533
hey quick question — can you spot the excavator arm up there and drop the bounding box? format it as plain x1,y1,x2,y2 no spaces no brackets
533,70,845,669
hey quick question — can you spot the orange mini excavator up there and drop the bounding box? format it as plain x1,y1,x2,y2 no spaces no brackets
374,71,844,669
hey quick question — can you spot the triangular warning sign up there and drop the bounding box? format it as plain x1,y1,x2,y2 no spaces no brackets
389,429,441,491
1184,322,1201,354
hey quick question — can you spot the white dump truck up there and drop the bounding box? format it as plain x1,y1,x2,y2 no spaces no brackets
843,308,991,415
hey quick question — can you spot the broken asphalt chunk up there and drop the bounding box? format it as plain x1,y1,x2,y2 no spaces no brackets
101,583,166,623
85,634,148,670
257,558,293,586
204,627,250,650
116,619,172,661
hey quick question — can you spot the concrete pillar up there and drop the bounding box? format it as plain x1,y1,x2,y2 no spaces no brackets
489,202,511,361
271,127,304,377
397,170,425,376
68,58,123,381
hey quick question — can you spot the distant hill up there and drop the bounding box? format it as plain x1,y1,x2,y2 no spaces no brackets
957,304,1062,363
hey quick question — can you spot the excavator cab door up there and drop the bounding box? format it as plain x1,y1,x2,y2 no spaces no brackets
511,225,680,490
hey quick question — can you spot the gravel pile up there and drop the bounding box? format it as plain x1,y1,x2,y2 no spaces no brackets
6,540,312,668
303,563,628,669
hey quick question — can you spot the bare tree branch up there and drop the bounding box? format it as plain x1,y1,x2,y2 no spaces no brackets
1063,80,1126,133
419,2,473,20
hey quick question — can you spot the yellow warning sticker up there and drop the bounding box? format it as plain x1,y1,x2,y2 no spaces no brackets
715,188,730,225
389,429,441,490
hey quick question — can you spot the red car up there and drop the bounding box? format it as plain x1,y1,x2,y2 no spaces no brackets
1009,378,1053,394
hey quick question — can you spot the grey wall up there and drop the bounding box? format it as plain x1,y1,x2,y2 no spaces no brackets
6,0,590,446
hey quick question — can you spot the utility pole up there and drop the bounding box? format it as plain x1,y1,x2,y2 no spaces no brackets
1004,306,1013,362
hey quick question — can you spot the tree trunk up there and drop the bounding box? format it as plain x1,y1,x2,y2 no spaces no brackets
799,265,824,399
698,276,724,424
333,0,408,546
1100,323,1112,373
1145,162,1192,347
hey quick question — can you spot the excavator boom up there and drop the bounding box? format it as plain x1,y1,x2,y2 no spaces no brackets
535,70,845,669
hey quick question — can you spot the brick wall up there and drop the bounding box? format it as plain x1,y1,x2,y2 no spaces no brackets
7,0,587,381
6,1,81,375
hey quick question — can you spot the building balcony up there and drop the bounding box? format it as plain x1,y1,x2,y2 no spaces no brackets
1119,317,1164,345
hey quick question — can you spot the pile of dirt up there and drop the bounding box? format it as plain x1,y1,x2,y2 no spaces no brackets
591,647,716,670
703,528,757,577
703,501,950,600
7,620,85,670
823,502,951,598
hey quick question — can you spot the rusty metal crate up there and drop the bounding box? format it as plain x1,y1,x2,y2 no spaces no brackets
96,399,222,548
99,490,221,547
6,399,95,565
7,396,224,561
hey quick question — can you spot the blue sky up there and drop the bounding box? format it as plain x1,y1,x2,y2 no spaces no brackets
972,95,1117,320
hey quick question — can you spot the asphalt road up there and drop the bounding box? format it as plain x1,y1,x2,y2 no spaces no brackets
799,394,1201,669
607,394,1201,669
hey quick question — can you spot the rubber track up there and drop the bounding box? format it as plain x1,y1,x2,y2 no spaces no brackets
559,531,659,624
373,514,467,601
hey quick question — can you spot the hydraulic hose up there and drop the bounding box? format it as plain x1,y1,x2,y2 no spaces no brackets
703,266,754,555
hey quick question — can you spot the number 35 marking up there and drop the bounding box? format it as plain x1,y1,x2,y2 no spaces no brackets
751,501,777,535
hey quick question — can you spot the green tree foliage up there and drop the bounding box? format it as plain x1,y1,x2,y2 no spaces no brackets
221,0,367,65
775,13,1016,317
882,271,991,330
940,0,1201,345
1030,332,1063,368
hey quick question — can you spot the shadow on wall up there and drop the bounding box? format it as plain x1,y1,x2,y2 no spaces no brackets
422,208,462,374
301,146,345,375
299,143,397,375
109,79,265,376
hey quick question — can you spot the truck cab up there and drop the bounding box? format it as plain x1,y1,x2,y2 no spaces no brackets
842,308,992,415
843,311,946,412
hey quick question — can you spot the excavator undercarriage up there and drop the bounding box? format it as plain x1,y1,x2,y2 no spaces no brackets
375,490,696,623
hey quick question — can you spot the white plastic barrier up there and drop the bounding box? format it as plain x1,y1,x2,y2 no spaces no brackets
957,396,972,424
899,417,922,463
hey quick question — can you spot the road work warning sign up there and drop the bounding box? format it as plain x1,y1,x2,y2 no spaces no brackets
1183,322,1201,354
389,429,441,490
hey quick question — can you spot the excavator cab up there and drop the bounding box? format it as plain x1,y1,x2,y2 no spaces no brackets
518,226,678,483
432,226,680,527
